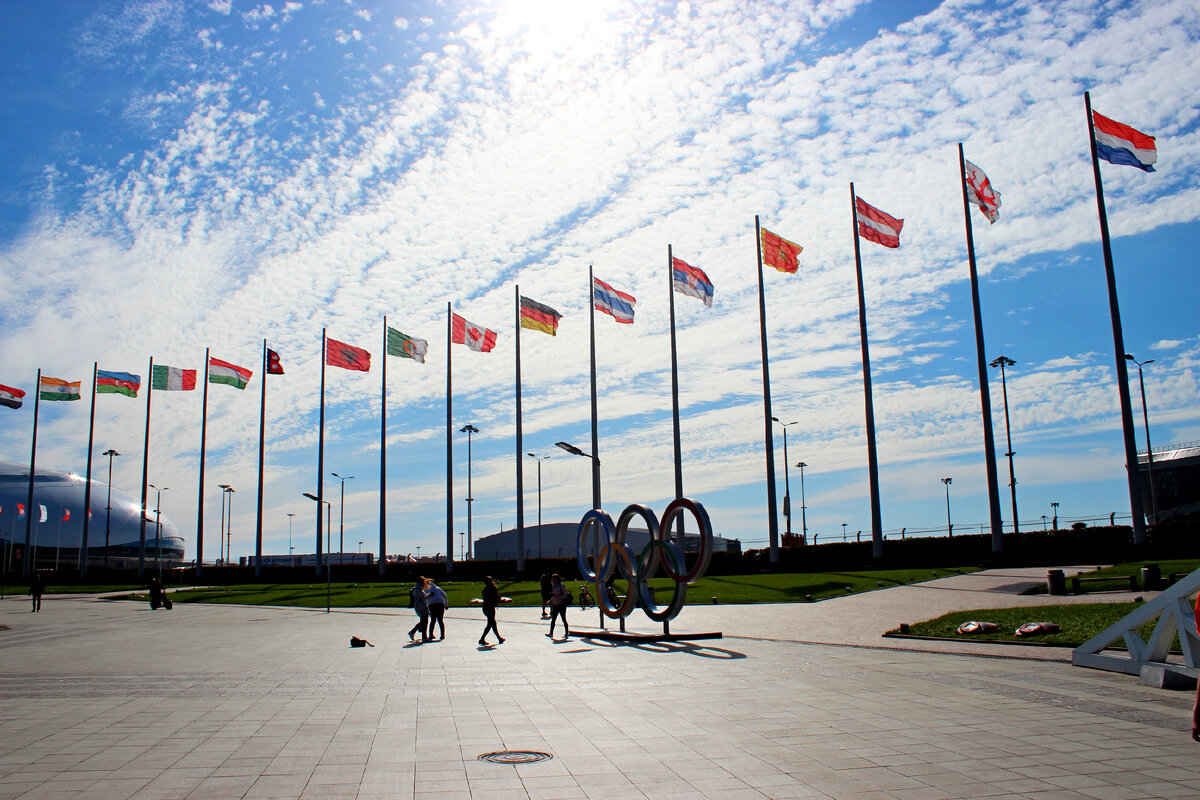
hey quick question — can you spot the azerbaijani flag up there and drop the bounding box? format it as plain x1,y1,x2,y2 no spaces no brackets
0,384,24,410
151,365,197,391
519,296,563,336
855,196,904,248
97,370,140,397
592,277,636,324
1092,110,1156,172
760,228,803,274
209,357,253,389
39,376,81,401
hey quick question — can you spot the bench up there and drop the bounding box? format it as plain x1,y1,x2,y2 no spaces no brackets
1070,574,1137,594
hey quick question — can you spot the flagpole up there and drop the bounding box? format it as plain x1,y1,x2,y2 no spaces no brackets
446,302,454,573
317,330,326,576
849,185,884,559
139,356,153,579
196,348,209,577
380,316,388,575
515,286,526,573
959,144,1005,551
80,362,98,576
753,217,780,564
1084,91,1148,546
22,369,41,579
667,245,684,543
255,339,266,577
588,266,601,510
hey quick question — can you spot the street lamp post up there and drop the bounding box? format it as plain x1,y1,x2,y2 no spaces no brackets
1051,501,1059,531
795,461,808,543
989,356,1020,533
460,425,479,560
287,513,295,566
303,492,332,612
1125,354,1158,524
527,453,551,559
941,477,953,538
331,472,355,565
771,418,798,543
223,486,235,565
149,483,169,580
217,484,230,565
841,522,847,542
102,449,120,569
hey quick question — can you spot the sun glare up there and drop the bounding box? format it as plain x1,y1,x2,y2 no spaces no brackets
496,0,618,56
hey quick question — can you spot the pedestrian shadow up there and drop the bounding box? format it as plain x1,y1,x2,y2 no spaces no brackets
574,635,745,659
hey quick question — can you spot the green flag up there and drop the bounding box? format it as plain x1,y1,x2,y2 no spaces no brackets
386,327,428,364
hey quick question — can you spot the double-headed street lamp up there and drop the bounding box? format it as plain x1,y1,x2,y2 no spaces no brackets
1051,501,1059,530
527,453,551,558
221,485,235,565
941,477,953,538
217,484,230,565
990,355,1020,533
460,424,479,560
149,483,169,579
102,449,120,569
1125,354,1158,523
286,512,296,566
303,492,332,612
795,461,809,542
771,418,798,542
331,472,355,564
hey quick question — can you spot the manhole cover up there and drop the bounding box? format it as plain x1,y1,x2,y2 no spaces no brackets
478,750,553,764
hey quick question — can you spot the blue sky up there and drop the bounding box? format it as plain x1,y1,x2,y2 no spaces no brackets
1,0,1198,563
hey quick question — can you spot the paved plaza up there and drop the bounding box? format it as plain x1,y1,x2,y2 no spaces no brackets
1,569,1197,799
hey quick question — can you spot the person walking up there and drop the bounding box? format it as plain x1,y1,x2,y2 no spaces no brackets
28,572,44,612
426,579,448,640
539,570,552,619
478,576,504,646
546,573,569,640
408,577,430,642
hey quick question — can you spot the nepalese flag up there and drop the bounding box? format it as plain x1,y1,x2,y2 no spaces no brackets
39,376,82,401
151,365,197,391
97,370,140,397
671,257,714,307
209,357,253,389
326,337,372,370
760,227,803,274
0,384,24,409
855,197,904,248
266,348,285,375
519,296,563,336
964,160,1001,224
592,277,636,323
1092,110,1156,172
386,327,429,363
451,314,498,352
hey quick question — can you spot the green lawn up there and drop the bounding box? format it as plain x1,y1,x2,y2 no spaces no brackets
1022,559,1199,594
3,584,144,596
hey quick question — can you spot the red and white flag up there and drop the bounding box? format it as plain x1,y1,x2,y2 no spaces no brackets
964,160,1001,224
325,338,371,372
855,197,904,248
451,314,498,353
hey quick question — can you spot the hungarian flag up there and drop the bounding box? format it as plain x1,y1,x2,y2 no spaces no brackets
151,365,197,391
964,160,1001,224
1093,109,1156,172
855,197,904,248
760,228,803,273
266,348,285,375
209,357,253,389
671,257,714,307
39,376,81,401
326,337,372,371
451,315,498,352
387,327,429,363
519,296,563,336
0,384,24,410
97,370,140,397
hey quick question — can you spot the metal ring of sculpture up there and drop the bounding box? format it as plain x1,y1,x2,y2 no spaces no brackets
575,508,615,582
595,541,639,619
635,538,687,622
658,497,714,584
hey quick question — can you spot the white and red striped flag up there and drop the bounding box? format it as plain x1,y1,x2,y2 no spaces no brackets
451,314,498,352
855,197,904,248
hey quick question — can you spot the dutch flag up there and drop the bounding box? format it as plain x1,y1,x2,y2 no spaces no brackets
1093,110,1157,172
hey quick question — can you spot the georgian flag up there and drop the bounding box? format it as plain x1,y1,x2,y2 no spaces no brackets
855,196,904,248
964,160,1001,224
450,314,498,352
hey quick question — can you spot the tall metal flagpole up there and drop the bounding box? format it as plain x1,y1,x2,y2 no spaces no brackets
196,348,209,577
316,330,326,576
1084,91,1147,546
849,185,884,559
255,339,266,577
138,356,153,578
380,316,388,575
667,245,684,543
22,369,41,579
587,266,601,510
446,303,454,572
515,286,526,572
753,218,780,564
80,362,98,576
958,144,1005,552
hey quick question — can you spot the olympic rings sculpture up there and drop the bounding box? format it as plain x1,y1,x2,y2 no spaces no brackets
575,497,713,623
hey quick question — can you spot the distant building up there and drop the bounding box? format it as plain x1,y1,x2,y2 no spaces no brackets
474,521,741,561
1138,443,1200,522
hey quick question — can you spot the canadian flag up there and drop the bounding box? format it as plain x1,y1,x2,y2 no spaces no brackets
451,314,498,353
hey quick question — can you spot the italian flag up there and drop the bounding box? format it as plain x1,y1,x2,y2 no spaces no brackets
39,376,82,401
209,357,252,390
151,365,197,391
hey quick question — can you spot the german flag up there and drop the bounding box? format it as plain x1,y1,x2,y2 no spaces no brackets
519,296,563,336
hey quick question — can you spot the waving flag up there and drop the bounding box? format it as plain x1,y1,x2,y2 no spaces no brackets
519,296,563,336
855,197,904,248
964,160,1002,224
151,365,197,391
387,327,429,362
326,338,372,371
39,376,81,401
451,315,498,352
592,277,636,323
0,384,24,410
266,348,285,375
209,357,253,389
38,505,47,523
760,228,803,273
1092,110,1156,172
62,508,70,522
97,370,140,397
671,257,714,307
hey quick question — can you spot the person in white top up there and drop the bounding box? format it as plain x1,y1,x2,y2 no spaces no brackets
425,580,448,640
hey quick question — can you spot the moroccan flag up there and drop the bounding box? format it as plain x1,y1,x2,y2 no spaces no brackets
519,296,563,336
387,327,429,363
964,160,1001,224
451,315,498,352
326,338,372,371
209,357,253,389
151,365,197,391
855,197,904,248
96,370,140,397
39,376,81,401
1092,109,1157,172
0,384,24,410
760,228,803,273
266,348,285,375
671,257,714,307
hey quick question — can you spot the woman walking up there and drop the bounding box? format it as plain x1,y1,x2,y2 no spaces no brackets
425,579,448,640
546,573,569,640
478,576,504,646
408,577,429,642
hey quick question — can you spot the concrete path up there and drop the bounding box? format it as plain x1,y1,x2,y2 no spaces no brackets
0,568,1195,800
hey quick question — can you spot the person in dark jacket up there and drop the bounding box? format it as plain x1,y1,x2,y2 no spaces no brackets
408,577,429,642
478,576,504,646
29,572,44,612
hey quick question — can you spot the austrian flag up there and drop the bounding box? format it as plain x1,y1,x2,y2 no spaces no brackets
451,314,498,352
855,197,904,248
